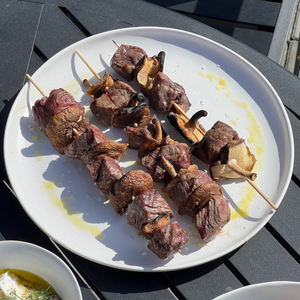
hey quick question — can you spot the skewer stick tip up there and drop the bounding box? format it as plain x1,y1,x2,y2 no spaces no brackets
246,178,277,210
112,40,120,48
75,49,101,81
26,74,47,98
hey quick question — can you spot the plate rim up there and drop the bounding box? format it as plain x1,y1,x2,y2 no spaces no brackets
213,281,300,299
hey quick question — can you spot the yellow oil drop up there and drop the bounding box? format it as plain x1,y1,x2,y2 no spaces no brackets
0,269,57,295
196,241,206,247
219,78,228,87
230,184,257,220
230,119,238,127
41,181,104,240
206,73,218,81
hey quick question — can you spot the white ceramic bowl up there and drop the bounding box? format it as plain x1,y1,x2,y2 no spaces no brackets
213,281,300,300
0,240,82,300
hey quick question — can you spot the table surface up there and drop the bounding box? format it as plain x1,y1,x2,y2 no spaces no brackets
1,0,300,299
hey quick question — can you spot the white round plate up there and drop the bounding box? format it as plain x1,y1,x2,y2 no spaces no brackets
4,27,294,271
213,281,300,300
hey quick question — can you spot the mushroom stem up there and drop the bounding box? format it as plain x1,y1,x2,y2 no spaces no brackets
158,51,165,73
187,110,208,128
161,156,177,178
73,128,81,137
153,118,163,140
227,158,257,181
172,103,206,136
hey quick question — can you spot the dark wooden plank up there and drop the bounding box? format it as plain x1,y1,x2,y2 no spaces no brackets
66,7,131,35
27,51,45,76
0,181,97,299
226,227,300,284
269,180,300,255
34,3,86,59
140,0,281,27
211,24,273,56
166,259,242,300
54,248,178,300
0,0,42,110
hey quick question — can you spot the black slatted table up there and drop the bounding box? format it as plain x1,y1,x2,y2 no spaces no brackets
1,1,299,299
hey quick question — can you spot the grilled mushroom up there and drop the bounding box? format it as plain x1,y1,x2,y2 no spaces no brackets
135,51,165,96
83,72,115,98
209,140,257,180
168,109,207,144
111,92,146,128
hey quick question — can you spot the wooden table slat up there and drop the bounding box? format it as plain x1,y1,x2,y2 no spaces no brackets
166,260,243,300
34,4,86,59
226,227,300,284
140,0,281,28
0,0,43,107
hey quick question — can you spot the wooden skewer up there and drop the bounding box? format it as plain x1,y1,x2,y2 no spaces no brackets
75,49,101,81
112,40,120,48
26,74,47,98
172,102,206,137
246,178,277,210
72,128,81,137
227,158,276,210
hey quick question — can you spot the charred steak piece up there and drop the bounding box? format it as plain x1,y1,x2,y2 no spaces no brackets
185,182,224,217
45,106,89,154
148,221,189,260
193,194,230,242
32,88,85,135
90,81,139,126
125,113,166,150
192,121,243,164
127,189,174,239
142,142,191,184
165,167,214,215
110,44,146,82
82,140,127,165
86,155,124,195
113,100,148,128
64,125,109,160
149,71,191,113
109,170,153,215
137,136,175,160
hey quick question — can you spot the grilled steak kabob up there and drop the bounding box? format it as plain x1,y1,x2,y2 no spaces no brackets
109,170,189,260
75,50,232,244
170,110,277,210
132,117,230,242
29,75,189,260
110,43,191,113
161,159,230,242
75,49,147,128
